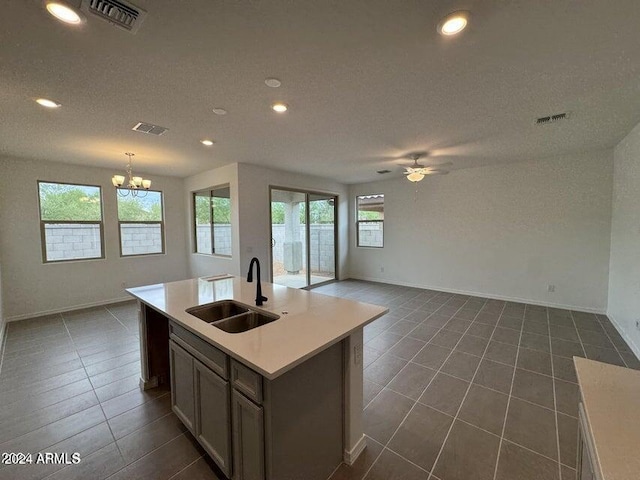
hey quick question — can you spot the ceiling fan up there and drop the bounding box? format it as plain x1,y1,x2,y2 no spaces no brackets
403,153,452,182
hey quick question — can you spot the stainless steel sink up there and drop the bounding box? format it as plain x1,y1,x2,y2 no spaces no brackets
186,300,249,323
211,310,279,334
185,300,279,333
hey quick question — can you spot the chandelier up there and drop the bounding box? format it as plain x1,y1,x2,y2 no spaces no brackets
111,152,152,197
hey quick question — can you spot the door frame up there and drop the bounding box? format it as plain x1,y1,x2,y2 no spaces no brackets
268,185,339,289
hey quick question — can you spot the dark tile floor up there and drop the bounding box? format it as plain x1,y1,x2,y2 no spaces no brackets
0,301,224,480
0,280,638,480
314,280,640,480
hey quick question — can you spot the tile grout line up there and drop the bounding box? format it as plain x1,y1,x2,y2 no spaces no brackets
568,311,589,360
45,428,191,480
377,334,580,385
83,349,141,375
104,304,136,333
492,304,526,480
0,315,106,453
101,431,197,479
595,314,630,367
362,294,493,479
60,309,125,459
360,293,479,478
546,306,563,480
426,299,507,478
378,384,566,468
166,454,206,480
362,291,463,409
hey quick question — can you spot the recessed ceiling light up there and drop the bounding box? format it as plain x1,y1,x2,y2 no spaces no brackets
437,11,469,36
36,98,61,108
212,107,227,115
271,103,288,113
45,1,84,25
201,139,214,146
265,78,282,88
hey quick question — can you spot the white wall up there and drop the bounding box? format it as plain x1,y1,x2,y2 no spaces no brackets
184,163,241,278
608,122,640,355
0,156,190,320
349,150,613,312
184,163,349,283
0,259,5,352
236,163,349,282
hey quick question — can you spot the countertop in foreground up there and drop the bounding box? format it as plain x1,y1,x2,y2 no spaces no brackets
127,276,387,379
574,357,640,480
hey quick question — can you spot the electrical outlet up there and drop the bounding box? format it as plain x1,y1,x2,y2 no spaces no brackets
547,285,555,293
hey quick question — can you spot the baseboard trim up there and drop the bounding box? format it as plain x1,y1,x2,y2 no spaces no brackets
6,296,133,322
347,276,606,314
605,313,640,360
344,434,367,465
140,376,158,391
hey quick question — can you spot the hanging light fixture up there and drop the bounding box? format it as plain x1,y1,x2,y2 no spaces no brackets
112,152,152,197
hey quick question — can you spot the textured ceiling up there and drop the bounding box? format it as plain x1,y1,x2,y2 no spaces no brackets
2,0,640,183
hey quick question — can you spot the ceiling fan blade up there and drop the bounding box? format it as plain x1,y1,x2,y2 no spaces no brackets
430,162,453,168
425,169,450,175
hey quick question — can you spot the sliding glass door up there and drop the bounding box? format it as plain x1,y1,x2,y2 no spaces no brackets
270,188,337,289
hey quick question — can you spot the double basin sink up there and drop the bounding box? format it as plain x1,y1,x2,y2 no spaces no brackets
186,300,279,334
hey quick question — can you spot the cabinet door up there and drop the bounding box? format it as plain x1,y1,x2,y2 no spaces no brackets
232,390,265,480
169,340,195,432
194,359,232,477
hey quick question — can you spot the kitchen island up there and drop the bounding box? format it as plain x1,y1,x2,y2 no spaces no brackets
574,357,640,480
127,276,387,480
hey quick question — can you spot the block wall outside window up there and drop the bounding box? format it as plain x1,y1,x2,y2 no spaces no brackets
193,185,232,257
38,181,105,262
356,194,384,248
117,189,165,256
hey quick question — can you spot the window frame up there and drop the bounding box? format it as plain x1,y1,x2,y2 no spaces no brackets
37,180,106,264
356,194,384,248
116,188,166,257
192,184,232,258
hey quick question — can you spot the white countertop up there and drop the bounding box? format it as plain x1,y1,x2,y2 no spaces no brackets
574,357,640,480
127,276,387,380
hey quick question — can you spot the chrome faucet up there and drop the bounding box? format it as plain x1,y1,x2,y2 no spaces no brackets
247,257,268,306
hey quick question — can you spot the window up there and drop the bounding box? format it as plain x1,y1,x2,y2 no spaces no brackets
117,190,164,256
38,181,104,262
356,194,384,248
194,185,232,256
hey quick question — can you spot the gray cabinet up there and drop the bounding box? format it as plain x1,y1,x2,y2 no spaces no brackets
169,339,195,432
194,359,232,478
168,320,343,480
232,390,265,480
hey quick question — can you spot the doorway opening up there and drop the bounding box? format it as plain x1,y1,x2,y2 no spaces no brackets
269,187,337,289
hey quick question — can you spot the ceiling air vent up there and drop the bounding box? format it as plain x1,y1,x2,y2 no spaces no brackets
377,169,391,174
132,122,168,136
536,112,570,125
81,0,147,34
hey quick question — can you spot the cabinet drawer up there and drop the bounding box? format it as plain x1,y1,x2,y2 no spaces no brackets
170,322,228,379
231,359,263,404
